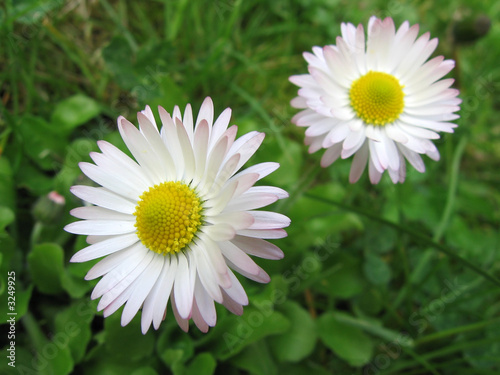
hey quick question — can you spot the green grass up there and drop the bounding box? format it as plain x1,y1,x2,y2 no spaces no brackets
1,0,500,374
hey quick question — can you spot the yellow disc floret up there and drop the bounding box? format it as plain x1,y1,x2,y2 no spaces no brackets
349,71,405,126
134,181,202,255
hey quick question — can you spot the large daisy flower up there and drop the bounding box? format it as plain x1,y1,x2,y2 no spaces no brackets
290,16,461,183
65,97,289,333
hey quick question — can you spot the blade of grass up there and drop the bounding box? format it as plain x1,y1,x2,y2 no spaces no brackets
385,336,500,374
304,194,500,288
100,0,138,52
414,317,500,346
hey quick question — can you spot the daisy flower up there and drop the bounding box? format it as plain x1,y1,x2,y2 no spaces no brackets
65,97,289,334
290,16,461,183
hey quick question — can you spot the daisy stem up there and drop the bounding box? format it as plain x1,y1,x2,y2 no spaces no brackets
303,193,500,288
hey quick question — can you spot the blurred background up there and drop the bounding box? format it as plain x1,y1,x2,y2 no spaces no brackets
0,0,499,374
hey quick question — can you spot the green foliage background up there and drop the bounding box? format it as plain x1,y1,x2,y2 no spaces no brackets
1,0,499,374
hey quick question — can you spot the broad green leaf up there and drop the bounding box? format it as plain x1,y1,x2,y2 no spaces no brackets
363,253,392,286
0,157,16,210
16,160,54,195
25,313,74,375
230,341,277,375
269,301,317,362
54,301,95,364
0,207,14,232
18,115,65,170
131,367,159,375
317,312,374,367
28,243,65,294
160,349,185,375
157,327,195,367
51,95,101,133
54,138,99,196
61,271,94,299
185,353,217,375
313,254,365,299
277,363,333,375
104,312,155,363
212,307,290,360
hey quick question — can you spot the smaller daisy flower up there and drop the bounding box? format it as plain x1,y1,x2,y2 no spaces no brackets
65,97,289,333
290,16,461,184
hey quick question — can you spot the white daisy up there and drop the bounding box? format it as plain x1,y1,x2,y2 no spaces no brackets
290,16,461,184
65,97,289,334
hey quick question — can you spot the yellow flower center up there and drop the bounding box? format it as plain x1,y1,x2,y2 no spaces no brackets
349,71,405,126
134,181,202,255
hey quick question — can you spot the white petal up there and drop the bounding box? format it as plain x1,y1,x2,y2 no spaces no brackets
70,233,139,262
203,223,236,242
237,228,287,239
171,293,189,332
151,256,178,330
207,211,254,230
118,117,164,183
65,220,136,236
121,254,164,326
321,143,342,167
247,211,291,230
93,246,153,302
231,235,284,260
70,206,134,221
223,268,248,306
194,280,217,327
137,112,177,181
173,253,194,319
70,186,136,214
349,141,369,183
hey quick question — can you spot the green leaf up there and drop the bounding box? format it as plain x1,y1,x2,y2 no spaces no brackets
104,312,155,363
269,301,317,362
0,207,14,232
185,353,217,375
313,254,365,299
23,313,74,375
157,326,195,368
51,94,101,133
27,243,65,294
160,349,185,375
18,115,65,170
54,138,99,196
16,160,54,195
131,367,159,375
54,301,95,364
212,307,290,360
0,157,16,210
317,312,374,367
230,341,277,375
363,253,392,286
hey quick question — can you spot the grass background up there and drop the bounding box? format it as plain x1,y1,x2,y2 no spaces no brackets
1,0,500,374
